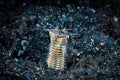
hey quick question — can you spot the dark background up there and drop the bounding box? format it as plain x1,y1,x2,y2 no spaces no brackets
0,0,120,40
0,0,120,8
1,0,120,20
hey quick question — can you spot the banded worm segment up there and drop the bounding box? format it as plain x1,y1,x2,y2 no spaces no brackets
47,29,68,70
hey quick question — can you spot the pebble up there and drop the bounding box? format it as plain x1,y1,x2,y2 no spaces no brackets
100,42,105,46
85,16,89,19
77,52,80,56
36,23,40,28
91,39,94,43
14,58,19,62
35,78,38,80
21,40,29,47
113,16,118,22
36,67,40,71
17,49,23,56
89,8,96,13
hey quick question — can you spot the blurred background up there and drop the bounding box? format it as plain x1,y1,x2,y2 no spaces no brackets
0,0,120,9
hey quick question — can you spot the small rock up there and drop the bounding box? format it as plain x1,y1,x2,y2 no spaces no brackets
91,39,94,43
113,16,118,22
100,42,105,46
95,47,99,51
17,49,24,56
77,52,80,56
14,58,19,62
36,23,40,28
21,40,29,47
85,16,89,19
36,67,40,71
89,8,96,13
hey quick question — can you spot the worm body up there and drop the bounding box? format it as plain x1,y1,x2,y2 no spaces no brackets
47,30,68,70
